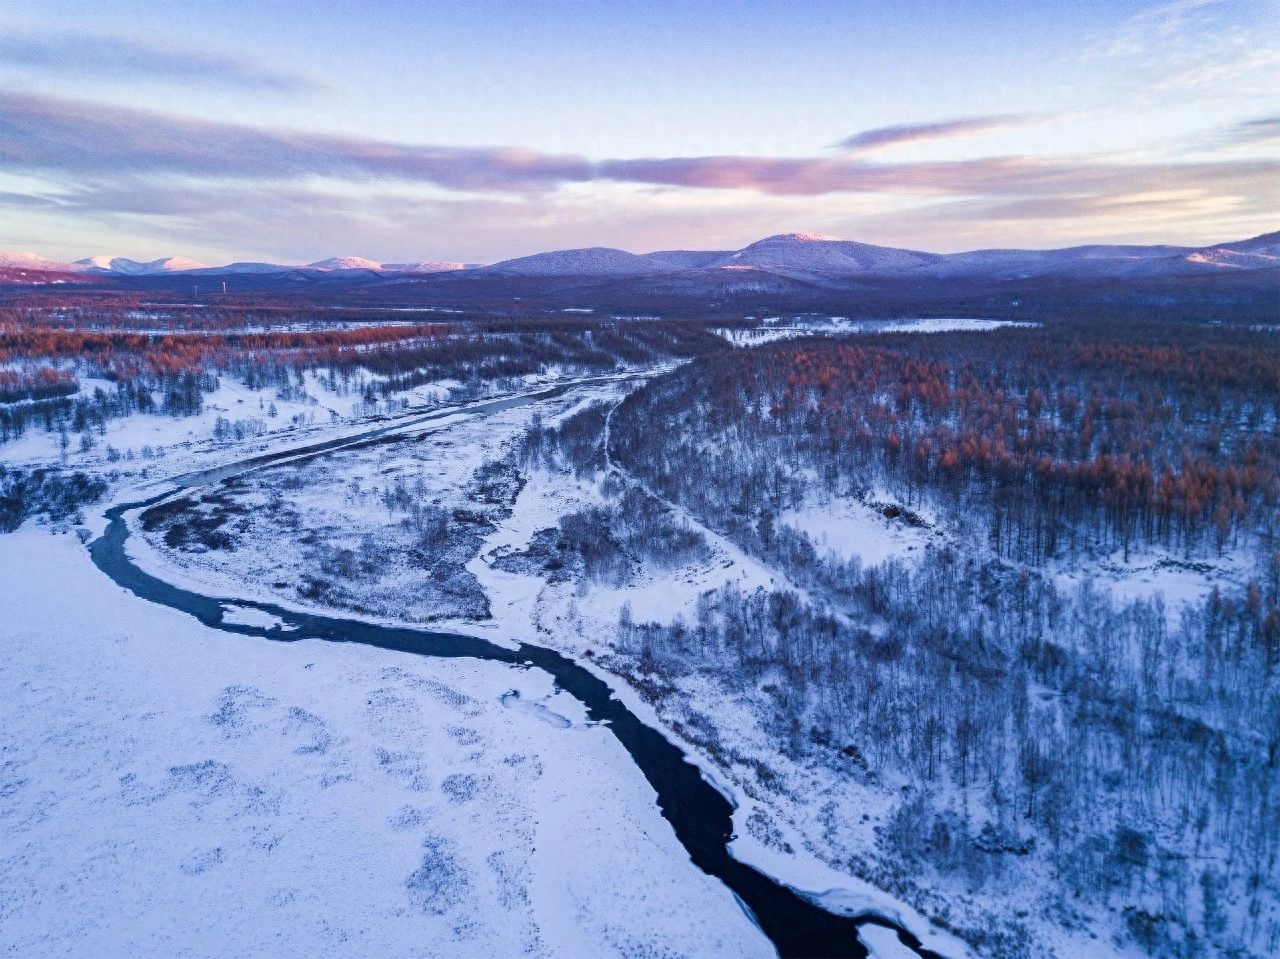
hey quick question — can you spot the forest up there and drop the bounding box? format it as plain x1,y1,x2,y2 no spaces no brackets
577,319,1280,958
618,323,1280,564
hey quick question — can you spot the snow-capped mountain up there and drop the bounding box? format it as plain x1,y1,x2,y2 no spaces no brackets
194,258,473,274
0,252,81,271
306,256,384,271
186,261,304,275
381,261,470,273
76,255,208,275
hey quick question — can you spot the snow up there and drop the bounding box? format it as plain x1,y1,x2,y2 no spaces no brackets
109,381,981,951
0,365,602,486
306,257,384,271
75,256,208,274
715,317,1033,347
778,495,939,566
220,604,296,631
874,318,1033,333
728,801,973,958
0,526,774,958
469,463,783,645
0,251,81,271
706,234,940,275
860,925,927,959
485,248,669,276
9,355,1224,958
112,375,1155,958
1053,545,1256,623
0,372,349,470
381,262,469,273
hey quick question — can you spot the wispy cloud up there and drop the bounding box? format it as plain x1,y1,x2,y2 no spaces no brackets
598,154,1280,203
0,29,322,93
0,92,592,191
1,91,1276,259
5,92,1275,204
834,115,1039,153
1215,115,1280,146
1083,0,1279,98
0,190,59,209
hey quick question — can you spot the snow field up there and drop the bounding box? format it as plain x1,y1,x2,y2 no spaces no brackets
0,527,773,958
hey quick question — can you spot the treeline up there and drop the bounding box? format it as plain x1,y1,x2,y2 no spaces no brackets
0,367,79,404
0,374,211,444
0,320,449,378
0,312,728,446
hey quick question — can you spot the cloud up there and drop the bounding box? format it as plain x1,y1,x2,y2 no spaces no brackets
5,91,1275,206
0,190,60,209
1083,0,1279,99
0,30,322,93
834,115,1038,153
596,153,1279,202
1217,115,1280,146
0,92,593,192
1,91,1276,260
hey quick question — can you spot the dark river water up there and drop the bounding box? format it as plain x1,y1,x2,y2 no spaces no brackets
88,379,943,959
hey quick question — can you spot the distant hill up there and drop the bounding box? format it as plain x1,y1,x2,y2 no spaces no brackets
1,231,1274,320
484,247,671,277
75,256,208,274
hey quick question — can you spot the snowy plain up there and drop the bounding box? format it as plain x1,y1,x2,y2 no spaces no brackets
0,527,775,958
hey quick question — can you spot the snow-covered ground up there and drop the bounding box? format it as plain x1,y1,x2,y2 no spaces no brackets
122,384,636,626
1053,544,1256,622
1,372,346,468
778,493,940,567
715,318,1033,347
0,362,598,484
8,361,1227,959
0,526,774,958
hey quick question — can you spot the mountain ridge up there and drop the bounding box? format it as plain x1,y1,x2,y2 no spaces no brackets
1,230,1276,284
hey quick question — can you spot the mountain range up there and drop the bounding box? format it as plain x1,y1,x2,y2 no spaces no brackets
3,231,1276,284
0,253,475,276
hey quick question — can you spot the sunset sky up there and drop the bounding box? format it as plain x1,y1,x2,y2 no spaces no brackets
1,0,1277,263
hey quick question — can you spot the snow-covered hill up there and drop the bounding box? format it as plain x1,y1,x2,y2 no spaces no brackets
382,261,470,273
0,252,82,271
306,256,384,271
486,247,673,276
641,249,731,270
707,233,942,275
77,255,208,275
1183,232,1280,271
186,261,302,275
928,244,1192,280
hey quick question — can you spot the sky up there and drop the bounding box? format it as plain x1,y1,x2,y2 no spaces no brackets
0,0,1277,264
